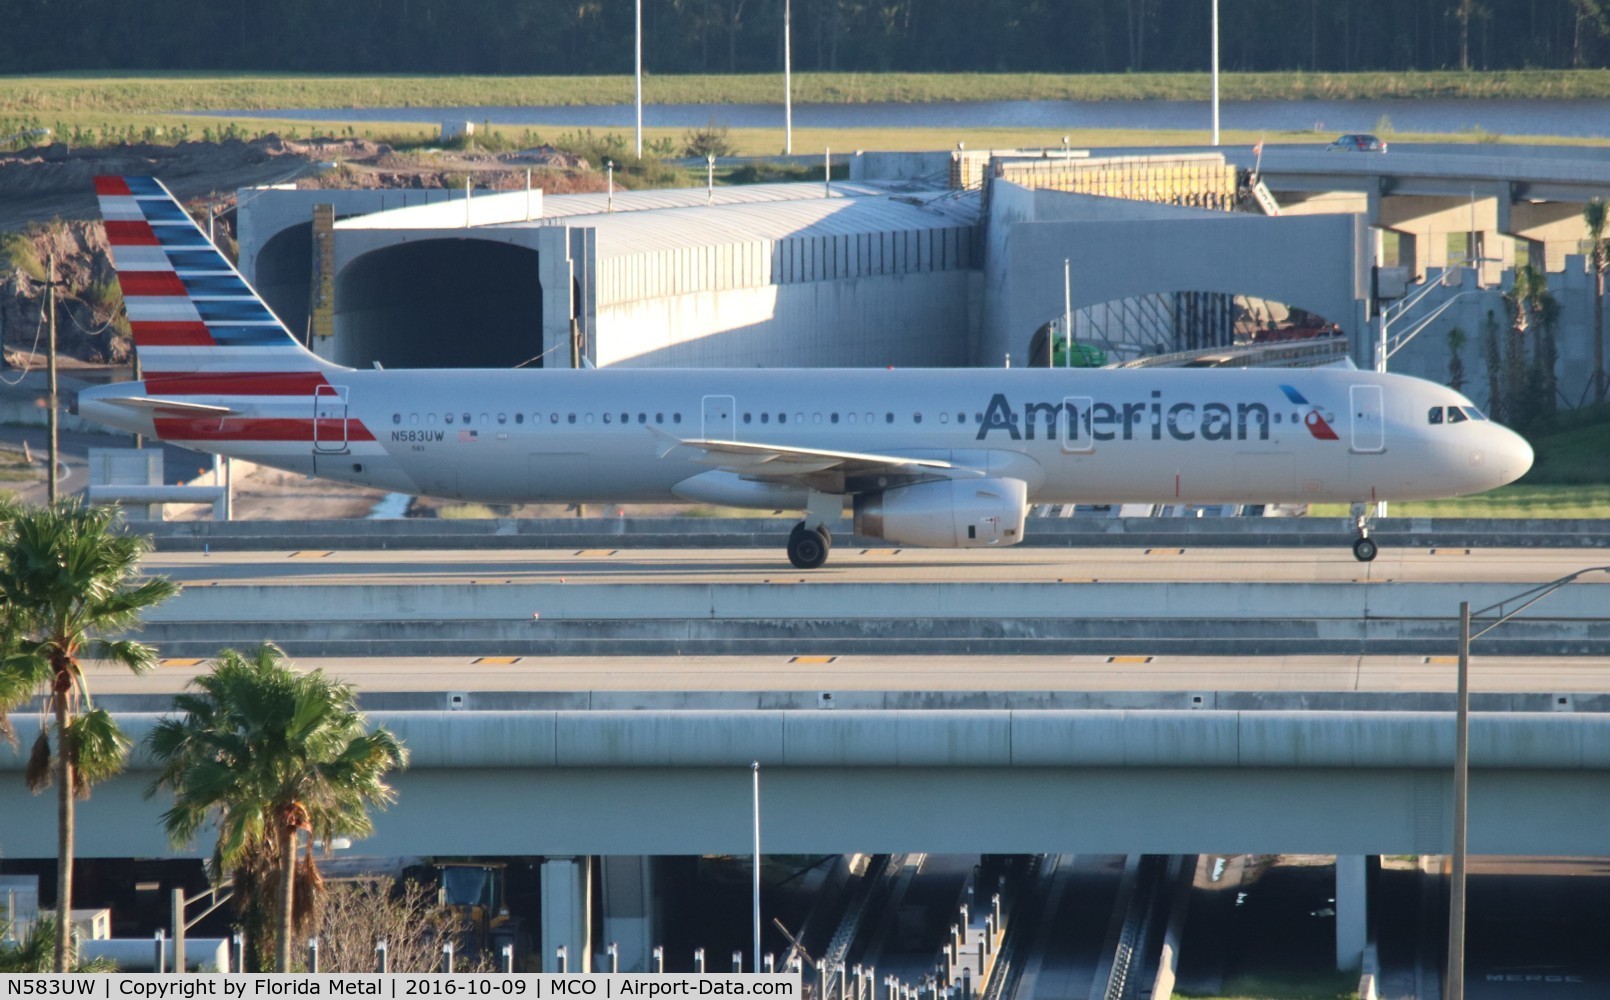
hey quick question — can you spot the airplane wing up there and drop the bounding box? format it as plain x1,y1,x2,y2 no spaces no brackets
651,428,984,490
96,396,239,417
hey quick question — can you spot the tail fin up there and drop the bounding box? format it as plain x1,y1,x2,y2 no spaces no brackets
94,176,333,376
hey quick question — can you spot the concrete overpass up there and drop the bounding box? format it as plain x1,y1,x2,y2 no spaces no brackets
3,706,1607,858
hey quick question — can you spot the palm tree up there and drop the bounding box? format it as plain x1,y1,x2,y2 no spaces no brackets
145,645,408,973
0,500,178,972
1584,198,1608,403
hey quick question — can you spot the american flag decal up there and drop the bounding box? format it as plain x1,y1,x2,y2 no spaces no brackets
458,429,479,442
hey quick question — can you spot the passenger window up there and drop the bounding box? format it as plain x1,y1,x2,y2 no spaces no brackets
585,413,594,424
498,413,507,424
604,412,613,424
939,412,949,424
885,412,894,424
463,413,472,425
550,413,559,424
568,413,577,424
794,413,802,424
959,412,967,423
1274,413,1283,424
621,412,629,424
847,412,857,424
638,413,646,423
1448,406,1468,424
656,412,664,422
813,413,822,424
445,413,455,424
744,413,752,424
428,413,437,424
779,413,788,424
761,413,770,424
913,412,922,423
514,413,523,424
410,414,419,425
867,412,875,424
831,413,839,424
392,413,401,425
673,413,682,424
1428,407,1443,424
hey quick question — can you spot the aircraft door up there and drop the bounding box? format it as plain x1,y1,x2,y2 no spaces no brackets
1062,396,1094,453
313,384,350,455
702,395,736,441
1349,384,1385,453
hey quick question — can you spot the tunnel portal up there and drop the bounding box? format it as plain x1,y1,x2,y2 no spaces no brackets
333,239,543,369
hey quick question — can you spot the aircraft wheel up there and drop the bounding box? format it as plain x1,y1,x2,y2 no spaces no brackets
816,524,832,547
1352,537,1379,562
788,522,830,569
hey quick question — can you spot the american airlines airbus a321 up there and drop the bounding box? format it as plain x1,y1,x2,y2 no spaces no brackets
80,176,1533,568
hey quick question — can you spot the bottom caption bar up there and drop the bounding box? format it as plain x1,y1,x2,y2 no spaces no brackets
0,975,802,999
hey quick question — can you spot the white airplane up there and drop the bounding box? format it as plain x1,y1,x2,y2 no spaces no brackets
81,176,1533,569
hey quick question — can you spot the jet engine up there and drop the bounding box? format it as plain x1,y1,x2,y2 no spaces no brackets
852,477,1028,548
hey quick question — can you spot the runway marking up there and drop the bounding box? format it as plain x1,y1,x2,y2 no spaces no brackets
288,551,332,558
472,656,523,665
1144,548,1186,555
1425,656,1460,664
1107,655,1155,664
160,658,204,667
1429,548,1472,555
575,549,619,556
790,656,839,664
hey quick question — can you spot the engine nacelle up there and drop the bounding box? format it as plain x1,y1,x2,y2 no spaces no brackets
853,477,1028,548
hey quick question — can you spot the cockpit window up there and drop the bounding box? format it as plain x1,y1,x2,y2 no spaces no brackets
1428,407,1443,425
1447,406,1469,423
1463,406,1488,421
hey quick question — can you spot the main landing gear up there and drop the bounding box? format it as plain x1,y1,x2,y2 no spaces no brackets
1351,503,1378,562
787,522,831,569
786,491,841,569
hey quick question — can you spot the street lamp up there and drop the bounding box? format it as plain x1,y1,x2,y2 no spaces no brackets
751,761,762,974
1445,566,1610,1000
782,0,793,155
634,0,643,158
1210,0,1220,146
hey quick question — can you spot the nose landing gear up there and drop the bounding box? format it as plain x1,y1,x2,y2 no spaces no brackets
1351,503,1379,562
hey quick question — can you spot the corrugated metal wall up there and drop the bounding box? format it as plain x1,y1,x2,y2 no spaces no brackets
597,226,978,306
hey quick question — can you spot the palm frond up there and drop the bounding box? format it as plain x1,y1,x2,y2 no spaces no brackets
24,729,51,792
66,708,130,796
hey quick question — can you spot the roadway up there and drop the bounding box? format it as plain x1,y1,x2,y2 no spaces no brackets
77,653,1610,697
140,545,1610,587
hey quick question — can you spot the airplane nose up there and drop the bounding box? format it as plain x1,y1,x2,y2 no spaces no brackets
1491,425,1534,486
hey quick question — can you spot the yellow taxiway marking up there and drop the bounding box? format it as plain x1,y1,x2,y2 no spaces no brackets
1429,548,1472,556
1424,656,1460,664
1107,655,1155,664
288,551,332,559
1144,548,1186,556
575,549,619,557
790,656,839,664
472,656,523,665
160,658,204,667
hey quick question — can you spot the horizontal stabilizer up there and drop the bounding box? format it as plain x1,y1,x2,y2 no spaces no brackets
99,396,239,417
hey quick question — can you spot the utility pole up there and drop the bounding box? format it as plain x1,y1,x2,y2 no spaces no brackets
783,0,793,155
46,251,59,505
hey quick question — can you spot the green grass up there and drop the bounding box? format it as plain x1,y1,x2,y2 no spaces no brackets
1179,971,1358,1000
1311,483,1610,518
12,70,1610,117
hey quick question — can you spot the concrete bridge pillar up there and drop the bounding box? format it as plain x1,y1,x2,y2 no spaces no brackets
602,856,656,972
542,856,593,972
1334,854,1367,971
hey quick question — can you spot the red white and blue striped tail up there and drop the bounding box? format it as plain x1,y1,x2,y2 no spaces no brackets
95,175,334,377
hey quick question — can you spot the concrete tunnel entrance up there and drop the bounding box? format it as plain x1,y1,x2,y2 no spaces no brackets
332,239,543,369
255,221,313,341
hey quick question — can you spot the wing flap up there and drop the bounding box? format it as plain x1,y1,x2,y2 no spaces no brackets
650,428,984,485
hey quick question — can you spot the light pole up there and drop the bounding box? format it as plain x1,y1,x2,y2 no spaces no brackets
752,761,762,973
1210,0,1220,146
783,0,793,155
1445,566,1610,1000
634,0,643,158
